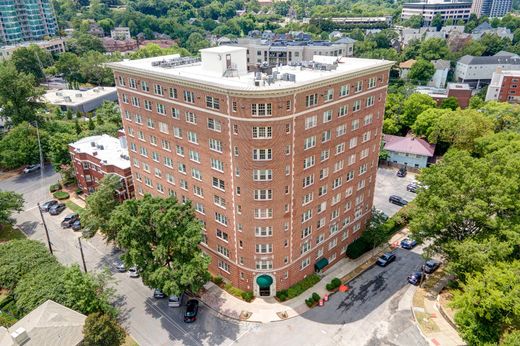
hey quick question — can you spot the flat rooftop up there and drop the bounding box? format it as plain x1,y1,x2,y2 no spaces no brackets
43,87,117,106
109,52,393,91
70,134,130,170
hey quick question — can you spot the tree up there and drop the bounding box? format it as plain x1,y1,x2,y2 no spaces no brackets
451,261,520,345
110,195,210,295
81,175,123,241
401,93,437,128
431,13,443,31
130,44,190,59
88,114,96,130
480,101,520,132
55,53,82,89
10,45,53,82
468,95,484,109
0,191,24,225
412,108,451,139
404,15,423,28
68,33,105,55
419,38,451,60
0,122,43,169
47,132,77,170
185,32,210,54
408,59,435,84
83,313,125,346
0,63,43,125
479,33,511,56
440,96,459,110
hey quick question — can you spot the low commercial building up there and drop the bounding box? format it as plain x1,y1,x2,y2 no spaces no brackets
401,0,472,25
455,52,520,88
111,27,131,40
416,83,472,108
0,38,65,61
0,300,86,346
42,87,118,114
102,37,138,53
486,69,520,104
69,134,133,199
383,135,435,168
303,16,393,27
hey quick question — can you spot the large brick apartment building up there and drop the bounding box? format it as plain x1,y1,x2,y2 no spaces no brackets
108,46,393,296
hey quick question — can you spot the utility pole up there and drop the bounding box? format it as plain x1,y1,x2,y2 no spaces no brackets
78,237,87,273
37,203,53,255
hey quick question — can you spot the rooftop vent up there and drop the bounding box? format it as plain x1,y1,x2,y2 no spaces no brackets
11,327,29,345
63,96,72,102
75,93,82,98
96,144,104,150
90,141,96,147
151,56,200,68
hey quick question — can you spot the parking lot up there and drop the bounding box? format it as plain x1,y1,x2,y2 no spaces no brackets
374,167,418,217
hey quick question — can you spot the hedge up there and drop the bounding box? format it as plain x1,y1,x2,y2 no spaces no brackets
276,274,320,302
327,278,342,291
53,191,70,200
49,183,61,192
241,291,254,302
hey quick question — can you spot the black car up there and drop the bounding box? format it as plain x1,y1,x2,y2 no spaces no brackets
397,167,407,177
71,220,82,231
153,289,165,299
40,200,58,212
406,182,420,193
407,271,423,285
376,252,396,267
61,213,79,228
422,259,441,274
389,195,408,206
49,203,66,215
184,299,199,323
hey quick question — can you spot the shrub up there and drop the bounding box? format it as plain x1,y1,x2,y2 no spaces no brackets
0,312,17,327
276,289,288,302
331,278,342,289
312,292,320,302
326,283,334,291
346,237,372,259
305,298,314,307
241,291,254,302
49,183,61,192
75,188,83,195
284,274,321,300
212,276,223,286
53,191,70,200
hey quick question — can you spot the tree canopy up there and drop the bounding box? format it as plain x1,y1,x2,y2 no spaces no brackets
0,191,24,225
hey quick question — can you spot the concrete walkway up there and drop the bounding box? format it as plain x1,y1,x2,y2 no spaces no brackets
412,276,466,346
200,229,410,323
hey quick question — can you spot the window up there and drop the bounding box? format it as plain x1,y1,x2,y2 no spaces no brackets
355,80,363,93
338,105,348,117
195,203,204,214
232,101,237,112
340,84,349,97
164,157,173,168
362,131,371,143
252,148,272,161
217,245,229,257
166,173,175,184
255,244,273,254
118,75,125,86
216,229,228,242
351,119,360,130
349,137,358,149
179,179,188,190
187,131,198,144
360,148,369,159
323,110,332,122
320,149,330,162
336,124,347,137
256,260,273,270
254,189,272,200
206,96,220,109
320,167,329,180
251,103,272,116
171,108,180,119
322,130,331,143
215,212,228,226
214,195,226,208
333,160,344,172
185,112,197,124
210,158,224,172
184,90,195,103
193,185,204,197
157,103,166,114
173,127,182,138
359,163,368,175
319,185,328,196
286,100,292,110
189,150,200,163
302,192,313,205
255,226,273,237
303,156,315,169
253,169,272,181
176,145,184,156
353,100,361,112
254,208,273,219
305,115,317,129
332,177,343,190
212,177,225,191
304,136,316,150
252,126,272,139
209,138,223,152
302,174,314,188
368,77,376,89
325,88,334,101
154,84,163,95
366,96,375,107
301,241,311,254
306,93,318,107
302,209,312,222
207,118,222,132
152,151,159,162
191,168,202,181
169,87,177,98
218,260,230,272
317,201,327,214
131,96,140,107
301,257,310,270
328,238,338,250
336,143,345,155
302,226,312,238
364,114,373,125
144,99,152,111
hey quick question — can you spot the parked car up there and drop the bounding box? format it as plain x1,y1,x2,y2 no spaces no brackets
168,294,183,308
114,261,126,273
406,181,420,193
23,164,41,174
407,271,423,285
376,252,396,267
49,203,66,215
153,289,165,299
61,213,79,228
400,238,417,249
128,267,139,278
374,208,389,221
183,299,199,323
396,167,407,177
422,259,441,274
82,228,95,238
389,195,408,206
40,200,58,212
71,220,82,231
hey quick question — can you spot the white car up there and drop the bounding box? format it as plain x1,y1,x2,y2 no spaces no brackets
168,294,183,307
23,164,41,174
114,261,126,273
128,267,139,278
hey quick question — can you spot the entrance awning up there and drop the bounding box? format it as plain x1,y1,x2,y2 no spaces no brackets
314,258,329,272
256,275,273,288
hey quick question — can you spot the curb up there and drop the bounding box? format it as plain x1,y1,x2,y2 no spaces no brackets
191,293,264,324
436,294,458,331
410,287,434,346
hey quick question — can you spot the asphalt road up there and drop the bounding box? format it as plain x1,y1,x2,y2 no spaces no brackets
373,167,418,217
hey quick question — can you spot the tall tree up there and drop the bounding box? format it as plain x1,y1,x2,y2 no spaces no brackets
419,38,451,60
0,191,24,225
10,45,53,82
0,122,44,169
55,52,82,89
401,93,437,128
408,59,435,84
83,313,125,346
110,195,210,296
440,96,459,110
81,174,123,241
0,64,43,125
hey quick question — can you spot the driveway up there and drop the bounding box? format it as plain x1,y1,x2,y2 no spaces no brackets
374,167,418,217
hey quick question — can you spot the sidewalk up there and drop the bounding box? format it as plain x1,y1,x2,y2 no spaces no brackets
199,229,409,323
411,274,466,346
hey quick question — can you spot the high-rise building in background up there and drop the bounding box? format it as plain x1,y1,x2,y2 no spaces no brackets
471,0,512,18
109,47,393,296
0,0,58,45
401,0,473,25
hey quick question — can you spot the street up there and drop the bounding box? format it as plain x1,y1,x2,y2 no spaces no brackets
1,167,427,346
373,167,418,217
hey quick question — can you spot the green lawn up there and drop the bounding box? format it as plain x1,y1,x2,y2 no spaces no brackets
0,224,26,242
65,200,84,214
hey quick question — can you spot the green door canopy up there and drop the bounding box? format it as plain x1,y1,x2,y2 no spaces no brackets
315,258,329,271
256,275,273,288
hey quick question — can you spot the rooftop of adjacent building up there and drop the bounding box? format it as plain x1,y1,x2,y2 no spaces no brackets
42,87,117,106
0,38,63,50
70,134,130,170
109,46,393,91
416,82,470,98
383,134,435,157
458,51,520,65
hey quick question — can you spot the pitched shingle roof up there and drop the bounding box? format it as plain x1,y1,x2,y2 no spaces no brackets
399,59,416,69
383,134,435,157
458,53,520,65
